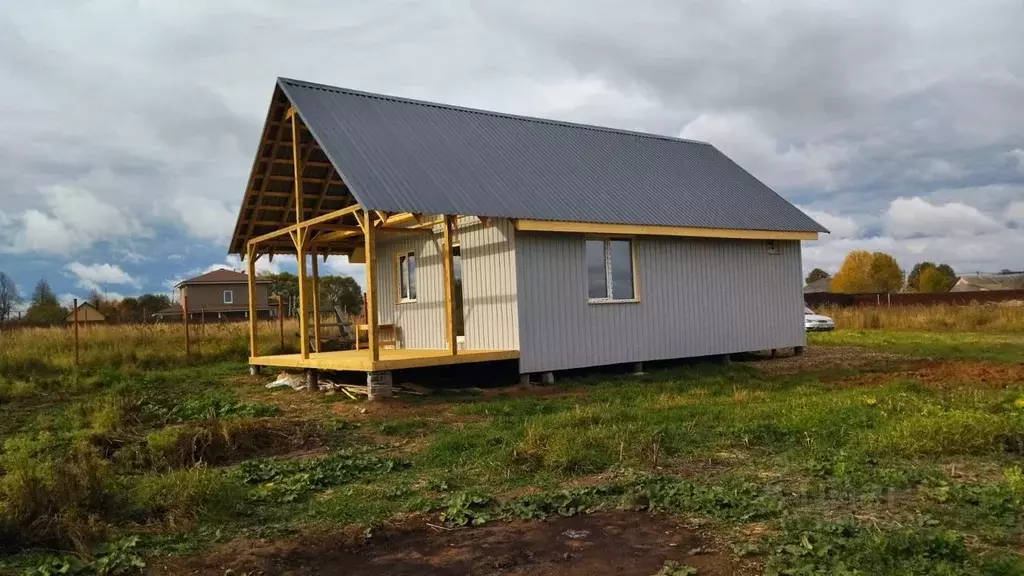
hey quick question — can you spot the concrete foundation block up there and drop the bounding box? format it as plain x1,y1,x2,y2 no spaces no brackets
721,354,732,365
249,365,261,376
770,348,777,358
632,362,644,375
367,371,393,399
305,369,319,392
794,346,805,356
541,372,555,385
519,373,531,386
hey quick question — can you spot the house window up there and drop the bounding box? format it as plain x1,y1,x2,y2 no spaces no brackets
398,251,417,302
223,290,234,304
586,238,636,302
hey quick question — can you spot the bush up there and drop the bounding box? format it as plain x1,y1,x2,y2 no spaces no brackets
131,468,244,527
0,442,124,552
145,418,322,469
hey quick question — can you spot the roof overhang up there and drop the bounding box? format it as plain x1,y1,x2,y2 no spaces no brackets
513,219,819,241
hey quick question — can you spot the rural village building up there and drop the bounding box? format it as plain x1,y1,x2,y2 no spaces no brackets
951,273,1024,292
66,302,106,324
230,78,827,395
153,269,271,321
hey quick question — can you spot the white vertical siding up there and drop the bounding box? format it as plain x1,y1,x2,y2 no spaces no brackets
515,233,806,373
375,217,518,351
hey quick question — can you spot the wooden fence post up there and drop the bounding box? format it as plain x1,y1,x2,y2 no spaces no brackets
182,295,190,357
73,298,79,367
277,294,284,351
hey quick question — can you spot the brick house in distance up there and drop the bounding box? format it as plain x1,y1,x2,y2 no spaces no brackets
154,269,272,321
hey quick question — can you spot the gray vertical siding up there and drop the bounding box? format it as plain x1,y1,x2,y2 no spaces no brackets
515,233,806,373
376,217,518,351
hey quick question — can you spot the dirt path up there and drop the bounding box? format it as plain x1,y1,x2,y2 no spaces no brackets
148,512,746,575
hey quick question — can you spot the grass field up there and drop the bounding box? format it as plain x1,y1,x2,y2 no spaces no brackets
2,328,1024,574
820,303,1024,333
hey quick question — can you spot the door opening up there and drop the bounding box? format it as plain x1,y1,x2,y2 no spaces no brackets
453,244,465,343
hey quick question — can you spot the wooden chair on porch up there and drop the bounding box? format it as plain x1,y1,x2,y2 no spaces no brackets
355,323,398,350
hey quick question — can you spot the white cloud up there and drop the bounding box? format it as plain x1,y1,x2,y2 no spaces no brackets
798,207,859,239
1007,201,1024,226
884,196,1003,239
679,112,850,190
169,195,236,243
66,262,140,292
1,185,146,254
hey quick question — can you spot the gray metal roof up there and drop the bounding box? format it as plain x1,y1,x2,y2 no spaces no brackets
278,78,828,233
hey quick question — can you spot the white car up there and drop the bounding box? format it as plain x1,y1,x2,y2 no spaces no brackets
804,307,835,332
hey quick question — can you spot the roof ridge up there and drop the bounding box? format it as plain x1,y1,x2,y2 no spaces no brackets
278,77,712,148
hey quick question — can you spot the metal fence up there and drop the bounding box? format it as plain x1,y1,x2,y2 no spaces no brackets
805,289,1024,308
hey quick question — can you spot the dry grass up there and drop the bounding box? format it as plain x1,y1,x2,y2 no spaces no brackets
0,319,305,374
815,303,1024,333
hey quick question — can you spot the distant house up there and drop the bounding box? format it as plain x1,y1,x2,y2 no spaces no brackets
153,269,272,321
950,273,1024,292
66,302,106,324
803,277,832,294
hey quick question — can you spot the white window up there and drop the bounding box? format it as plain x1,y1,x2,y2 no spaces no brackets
223,290,234,304
398,251,417,302
586,238,637,302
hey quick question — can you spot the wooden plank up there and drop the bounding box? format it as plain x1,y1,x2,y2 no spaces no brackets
311,246,322,353
247,244,258,357
442,215,457,356
248,204,363,246
363,209,379,364
247,348,519,371
294,234,310,359
513,219,819,241
291,111,304,225
243,97,291,247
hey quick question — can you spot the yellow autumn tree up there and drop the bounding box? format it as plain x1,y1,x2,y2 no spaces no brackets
831,250,904,293
869,252,904,293
830,250,875,293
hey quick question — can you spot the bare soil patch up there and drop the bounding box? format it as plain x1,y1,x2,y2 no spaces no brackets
748,345,919,375
148,512,745,576
825,361,1024,390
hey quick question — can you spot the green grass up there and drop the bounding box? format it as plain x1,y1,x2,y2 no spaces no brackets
3,330,1024,574
810,330,1024,363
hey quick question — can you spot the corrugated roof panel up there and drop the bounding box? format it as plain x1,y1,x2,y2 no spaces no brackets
278,78,827,233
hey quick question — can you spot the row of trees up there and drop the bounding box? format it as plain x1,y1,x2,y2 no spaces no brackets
805,252,958,294
0,270,365,325
260,272,363,317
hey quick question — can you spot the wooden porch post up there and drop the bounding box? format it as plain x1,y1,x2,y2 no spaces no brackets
311,247,322,353
442,215,457,356
246,244,258,358
362,209,379,363
291,106,311,360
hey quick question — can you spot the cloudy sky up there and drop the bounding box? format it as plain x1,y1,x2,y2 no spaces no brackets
1,0,1022,303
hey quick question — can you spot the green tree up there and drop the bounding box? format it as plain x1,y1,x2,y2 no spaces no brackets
869,252,904,293
935,264,957,291
805,268,830,285
907,261,936,291
0,271,20,324
261,272,298,314
136,293,172,318
918,266,948,293
319,275,363,316
25,279,65,323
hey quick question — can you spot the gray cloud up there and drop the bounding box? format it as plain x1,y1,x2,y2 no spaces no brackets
1,0,1023,286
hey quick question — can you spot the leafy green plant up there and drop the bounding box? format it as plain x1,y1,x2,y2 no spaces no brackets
233,450,408,503
437,492,492,527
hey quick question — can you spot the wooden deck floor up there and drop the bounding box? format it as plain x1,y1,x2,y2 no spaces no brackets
249,348,519,372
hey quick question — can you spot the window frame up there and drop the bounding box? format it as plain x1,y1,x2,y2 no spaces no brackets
396,251,417,303
222,290,234,305
585,236,640,304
